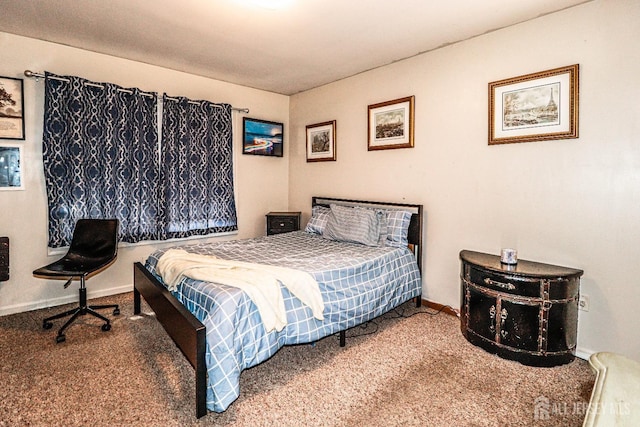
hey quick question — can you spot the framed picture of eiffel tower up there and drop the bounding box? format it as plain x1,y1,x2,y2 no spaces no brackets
489,64,579,145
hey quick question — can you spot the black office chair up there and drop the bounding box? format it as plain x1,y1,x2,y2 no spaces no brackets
34,219,120,343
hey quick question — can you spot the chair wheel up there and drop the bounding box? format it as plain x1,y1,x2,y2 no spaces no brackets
113,308,120,316
56,334,66,343
43,321,53,330
101,323,111,332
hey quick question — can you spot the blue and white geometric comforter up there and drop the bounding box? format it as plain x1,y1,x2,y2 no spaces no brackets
144,230,422,412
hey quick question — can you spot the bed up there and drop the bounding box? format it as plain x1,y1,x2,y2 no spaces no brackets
133,196,423,418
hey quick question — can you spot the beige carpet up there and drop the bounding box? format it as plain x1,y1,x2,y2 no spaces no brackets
0,292,594,426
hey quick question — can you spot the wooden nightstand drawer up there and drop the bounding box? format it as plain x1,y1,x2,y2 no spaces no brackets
266,212,301,235
467,265,543,298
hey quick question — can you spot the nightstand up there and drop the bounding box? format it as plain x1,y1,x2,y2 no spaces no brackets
459,250,583,367
266,212,301,235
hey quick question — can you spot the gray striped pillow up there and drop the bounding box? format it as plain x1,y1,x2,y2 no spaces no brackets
323,204,386,246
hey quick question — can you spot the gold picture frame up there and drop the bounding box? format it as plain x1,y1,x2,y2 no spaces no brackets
489,64,579,145
306,120,336,162
367,96,414,151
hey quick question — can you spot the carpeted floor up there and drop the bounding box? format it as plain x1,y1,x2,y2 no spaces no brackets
0,292,594,426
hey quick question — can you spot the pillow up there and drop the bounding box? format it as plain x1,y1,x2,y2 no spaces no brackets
322,204,386,247
304,205,331,234
385,209,412,248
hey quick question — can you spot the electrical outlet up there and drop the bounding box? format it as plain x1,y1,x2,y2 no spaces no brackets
578,294,590,312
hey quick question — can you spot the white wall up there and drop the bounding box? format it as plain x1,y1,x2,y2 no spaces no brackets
289,0,640,360
0,32,290,315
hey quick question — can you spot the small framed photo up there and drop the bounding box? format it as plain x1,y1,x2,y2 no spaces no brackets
242,117,283,157
0,76,25,140
0,144,24,190
306,120,336,162
489,64,579,145
368,96,414,151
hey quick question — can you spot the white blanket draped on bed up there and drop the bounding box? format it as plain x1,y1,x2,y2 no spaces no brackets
156,248,324,332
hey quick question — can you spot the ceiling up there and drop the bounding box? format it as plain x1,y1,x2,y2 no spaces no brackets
0,0,591,95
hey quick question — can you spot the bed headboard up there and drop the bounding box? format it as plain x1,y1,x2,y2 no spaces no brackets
311,196,423,272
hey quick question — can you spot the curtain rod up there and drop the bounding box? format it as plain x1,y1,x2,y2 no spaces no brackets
24,70,250,114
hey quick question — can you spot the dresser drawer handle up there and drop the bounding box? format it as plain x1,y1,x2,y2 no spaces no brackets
483,277,516,290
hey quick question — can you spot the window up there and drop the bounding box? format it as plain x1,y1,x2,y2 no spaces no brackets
42,73,236,247
159,95,237,239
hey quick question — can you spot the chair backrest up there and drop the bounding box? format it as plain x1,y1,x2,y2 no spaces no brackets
68,219,119,261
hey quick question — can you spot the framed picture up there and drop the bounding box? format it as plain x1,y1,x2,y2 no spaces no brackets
368,96,414,151
489,64,579,145
0,144,24,190
242,117,283,157
306,120,336,162
0,76,25,140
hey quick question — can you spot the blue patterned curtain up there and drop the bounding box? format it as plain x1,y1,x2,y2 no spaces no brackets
43,72,160,247
160,96,237,239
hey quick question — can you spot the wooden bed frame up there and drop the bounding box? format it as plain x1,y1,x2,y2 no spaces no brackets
133,196,423,418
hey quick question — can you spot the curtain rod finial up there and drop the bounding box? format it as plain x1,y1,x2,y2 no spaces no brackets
24,70,44,81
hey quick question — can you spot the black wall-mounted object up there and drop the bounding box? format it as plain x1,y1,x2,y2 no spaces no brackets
242,117,284,157
0,237,9,281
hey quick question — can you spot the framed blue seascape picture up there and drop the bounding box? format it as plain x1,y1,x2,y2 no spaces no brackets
242,117,283,157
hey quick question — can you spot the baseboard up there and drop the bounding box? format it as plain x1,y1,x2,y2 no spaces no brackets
0,284,132,317
575,348,595,361
421,298,460,318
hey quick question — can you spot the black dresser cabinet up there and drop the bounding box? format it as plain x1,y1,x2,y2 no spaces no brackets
266,212,301,236
459,250,583,367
